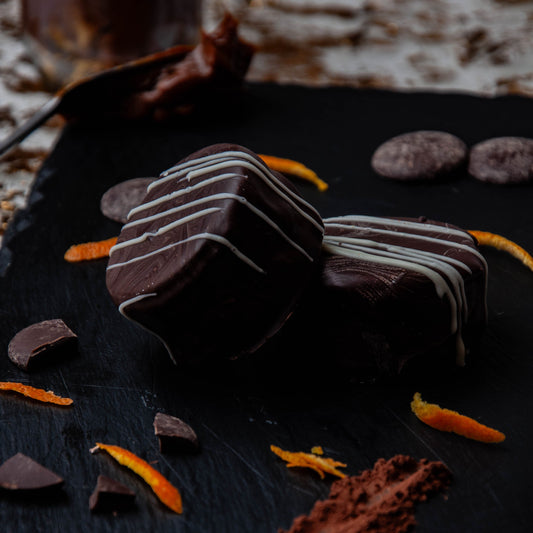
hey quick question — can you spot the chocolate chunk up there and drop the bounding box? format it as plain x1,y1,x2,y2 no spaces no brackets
100,177,156,224
371,130,467,180
106,143,324,366
0,453,63,491
154,412,199,453
8,319,77,371
468,136,533,184
89,475,135,512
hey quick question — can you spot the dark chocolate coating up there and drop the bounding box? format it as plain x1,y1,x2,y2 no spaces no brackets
371,130,467,181
106,143,324,365
276,215,487,378
0,453,64,491
468,136,533,184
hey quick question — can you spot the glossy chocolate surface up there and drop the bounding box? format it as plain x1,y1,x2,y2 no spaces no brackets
106,143,324,365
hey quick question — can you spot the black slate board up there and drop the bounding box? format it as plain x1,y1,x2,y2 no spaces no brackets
1,83,533,532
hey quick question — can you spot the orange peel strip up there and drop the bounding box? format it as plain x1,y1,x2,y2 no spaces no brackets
64,237,118,262
0,382,73,406
411,392,505,444
270,445,346,479
94,443,182,513
469,230,533,272
259,154,328,192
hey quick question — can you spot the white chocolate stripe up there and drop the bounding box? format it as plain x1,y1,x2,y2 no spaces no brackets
324,235,472,273
323,241,459,333
324,236,468,323
108,232,265,274
124,192,313,261
145,150,323,232
128,172,242,220
110,207,221,255
325,215,473,241
325,222,487,268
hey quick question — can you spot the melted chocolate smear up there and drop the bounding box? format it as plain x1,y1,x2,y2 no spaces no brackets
8,319,78,371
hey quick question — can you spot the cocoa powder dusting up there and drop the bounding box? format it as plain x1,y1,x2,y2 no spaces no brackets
280,455,451,533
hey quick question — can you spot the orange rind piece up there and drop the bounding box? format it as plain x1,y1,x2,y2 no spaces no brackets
411,392,505,444
0,382,73,406
270,445,346,479
259,154,328,192
64,237,118,262
469,230,533,272
93,442,182,513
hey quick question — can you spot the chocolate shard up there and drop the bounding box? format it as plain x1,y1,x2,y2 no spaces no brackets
89,475,135,513
100,177,156,224
8,319,77,371
0,453,64,491
154,412,199,453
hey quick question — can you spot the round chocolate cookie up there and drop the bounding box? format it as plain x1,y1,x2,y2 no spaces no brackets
277,215,487,379
371,131,467,181
106,143,324,366
100,177,156,223
468,136,533,184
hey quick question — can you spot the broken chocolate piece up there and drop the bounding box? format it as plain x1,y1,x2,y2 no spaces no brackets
8,319,77,371
100,177,156,224
0,453,64,491
154,412,199,453
89,475,135,512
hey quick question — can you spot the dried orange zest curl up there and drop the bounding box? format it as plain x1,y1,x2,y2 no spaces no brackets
64,237,118,262
469,230,533,272
411,392,505,444
93,443,182,513
259,154,328,192
0,382,73,406
270,445,346,479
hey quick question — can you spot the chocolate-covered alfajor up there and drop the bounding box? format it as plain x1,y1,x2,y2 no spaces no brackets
282,215,487,377
106,143,324,365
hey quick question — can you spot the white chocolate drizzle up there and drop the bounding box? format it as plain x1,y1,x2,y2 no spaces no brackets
323,216,487,366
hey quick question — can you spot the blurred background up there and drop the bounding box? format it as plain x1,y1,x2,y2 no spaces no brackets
2,0,533,236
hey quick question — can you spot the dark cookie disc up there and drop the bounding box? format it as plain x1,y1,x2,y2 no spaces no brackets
468,136,533,184
8,319,77,371
100,177,156,224
371,130,467,181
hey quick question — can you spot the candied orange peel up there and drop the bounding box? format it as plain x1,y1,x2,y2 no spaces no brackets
64,236,118,262
270,444,346,479
0,382,73,406
259,154,328,192
310,446,324,456
93,442,182,513
469,230,533,272
411,392,505,444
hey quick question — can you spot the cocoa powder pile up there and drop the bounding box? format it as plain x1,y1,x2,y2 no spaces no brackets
280,455,452,533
